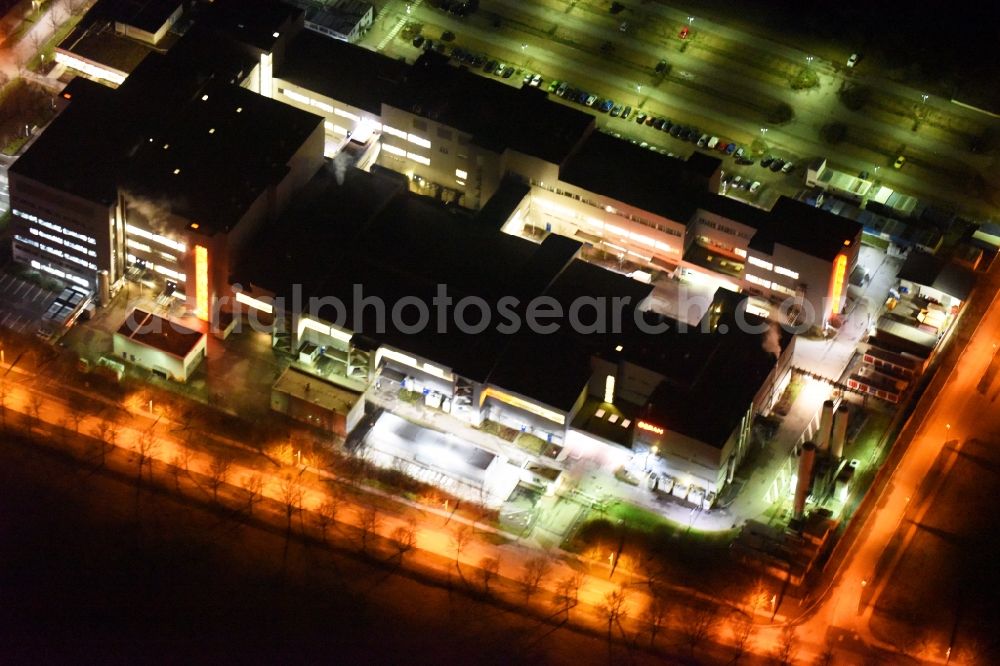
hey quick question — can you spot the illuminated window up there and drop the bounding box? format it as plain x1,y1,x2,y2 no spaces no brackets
734,248,747,258
774,265,799,280
201,94,208,101
383,125,407,139
637,421,664,435
272,31,280,38
208,128,216,134
382,143,406,157
334,108,359,122
748,256,773,271
407,133,431,149
604,374,615,403
173,168,181,175
745,273,772,289
235,290,273,315
408,152,430,166
455,169,468,179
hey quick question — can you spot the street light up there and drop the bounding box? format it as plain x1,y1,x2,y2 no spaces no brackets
760,127,768,137
687,16,694,25
921,93,929,104
806,55,813,65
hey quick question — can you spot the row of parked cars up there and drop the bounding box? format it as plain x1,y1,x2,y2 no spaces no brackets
549,81,617,113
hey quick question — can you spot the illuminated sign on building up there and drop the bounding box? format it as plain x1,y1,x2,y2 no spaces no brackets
829,254,848,317
637,421,665,435
235,290,273,315
604,375,616,404
194,244,208,321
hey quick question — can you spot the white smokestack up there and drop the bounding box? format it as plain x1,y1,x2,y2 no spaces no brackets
332,151,352,185
832,405,849,459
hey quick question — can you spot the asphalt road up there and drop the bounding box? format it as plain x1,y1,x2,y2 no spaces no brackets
787,259,1000,663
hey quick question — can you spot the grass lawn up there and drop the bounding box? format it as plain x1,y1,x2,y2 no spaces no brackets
513,431,546,455
605,501,668,532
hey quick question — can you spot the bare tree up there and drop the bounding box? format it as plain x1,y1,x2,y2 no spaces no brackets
207,455,232,503
26,393,43,438
92,416,118,467
68,407,85,436
680,604,718,657
358,505,381,554
178,445,195,473
390,519,417,563
450,524,473,571
518,555,552,602
477,557,500,595
773,626,798,666
553,572,584,619
136,428,158,482
730,615,754,663
241,473,264,515
279,475,303,533
169,453,184,491
601,585,629,639
640,593,668,647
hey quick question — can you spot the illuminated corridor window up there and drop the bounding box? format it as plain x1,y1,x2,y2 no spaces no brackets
194,245,209,321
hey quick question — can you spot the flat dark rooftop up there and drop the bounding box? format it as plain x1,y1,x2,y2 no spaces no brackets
389,52,594,164
560,132,713,221
475,177,531,230
57,20,154,73
278,29,407,115
755,197,862,261
9,79,123,205
200,0,302,52
92,0,182,33
122,76,323,234
898,251,975,301
116,309,203,358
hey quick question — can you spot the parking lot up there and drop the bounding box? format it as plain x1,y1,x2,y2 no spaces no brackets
0,272,60,334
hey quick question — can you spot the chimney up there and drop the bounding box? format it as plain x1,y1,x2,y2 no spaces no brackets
832,405,850,460
817,400,835,450
793,442,817,520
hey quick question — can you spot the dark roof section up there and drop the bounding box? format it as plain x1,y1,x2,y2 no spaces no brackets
199,0,303,52
96,0,182,33
235,164,404,294
475,177,530,230
116,309,204,358
389,52,594,163
121,76,323,234
277,28,408,115
9,79,123,205
698,194,861,262
560,132,714,221
685,150,724,179
897,251,975,301
758,197,862,261
640,299,790,448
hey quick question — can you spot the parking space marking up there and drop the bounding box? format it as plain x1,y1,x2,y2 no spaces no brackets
12,280,28,298
0,274,10,290
0,312,11,327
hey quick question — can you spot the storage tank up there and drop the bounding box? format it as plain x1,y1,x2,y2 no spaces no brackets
793,442,817,520
97,270,111,307
832,405,850,459
817,400,835,450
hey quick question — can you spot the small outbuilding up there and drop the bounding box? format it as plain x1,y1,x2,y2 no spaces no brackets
113,309,206,382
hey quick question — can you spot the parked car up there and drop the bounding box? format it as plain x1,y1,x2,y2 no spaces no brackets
577,91,589,104
697,133,709,147
501,66,514,79
847,53,859,68
770,158,785,172
760,155,774,168
893,155,906,169
687,128,701,142
412,35,425,48
585,94,598,106
670,124,683,137
635,112,647,124
781,161,795,174
599,98,614,112
645,115,656,126
610,104,622,117
736,156,755,165
707,136,719,149
652,117,665,130
655,59,667,73
484,60,498,73
716,141,729,153
679,26,690,39
731,175,743,189
661,119,673,132
621,105,632,119
749,181,761,193
740,179,753,191
858,170,869,180
548,80,562,93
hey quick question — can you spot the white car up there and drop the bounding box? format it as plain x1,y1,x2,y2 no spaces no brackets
749,181,761,194
846,53,858,68
707,136,719,149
